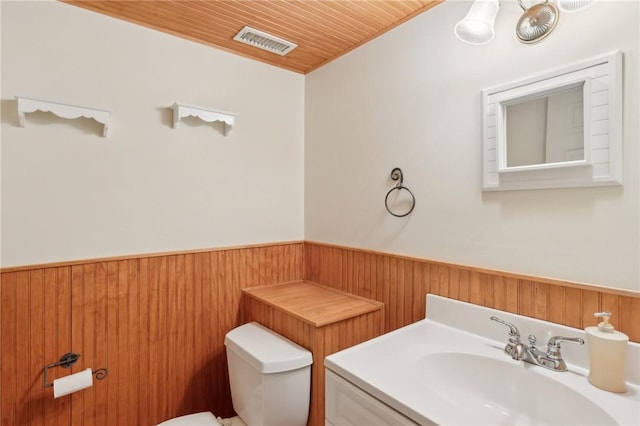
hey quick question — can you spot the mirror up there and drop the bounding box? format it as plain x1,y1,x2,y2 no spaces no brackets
505,83,584,168
482,50,622,191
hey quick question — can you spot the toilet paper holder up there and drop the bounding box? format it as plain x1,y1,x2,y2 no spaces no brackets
43,352,108,388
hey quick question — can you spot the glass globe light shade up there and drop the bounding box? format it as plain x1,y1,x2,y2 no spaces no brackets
454,0,501,45
557,0,597,13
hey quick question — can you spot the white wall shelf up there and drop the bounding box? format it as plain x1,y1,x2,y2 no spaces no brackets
171,103,236,136
16,96,110,137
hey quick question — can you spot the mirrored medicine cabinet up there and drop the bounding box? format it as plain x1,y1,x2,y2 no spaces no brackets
482,50,622,191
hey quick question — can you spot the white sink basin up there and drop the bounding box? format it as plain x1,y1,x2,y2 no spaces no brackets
419,352,617,426
325,295,640,426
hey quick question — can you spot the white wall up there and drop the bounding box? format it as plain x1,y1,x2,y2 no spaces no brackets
3,1,638,293
1,0,304,266
305,0,640,292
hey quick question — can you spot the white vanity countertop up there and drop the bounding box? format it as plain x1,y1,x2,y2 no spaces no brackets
324,295,640,426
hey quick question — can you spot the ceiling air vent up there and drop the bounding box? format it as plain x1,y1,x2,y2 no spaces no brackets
233,26,298,56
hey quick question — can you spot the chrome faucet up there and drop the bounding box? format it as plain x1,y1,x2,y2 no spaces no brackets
490,316,584,372
544,336,586,371
490,316,523,359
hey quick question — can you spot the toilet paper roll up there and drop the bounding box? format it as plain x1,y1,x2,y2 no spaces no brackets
53,368,93,398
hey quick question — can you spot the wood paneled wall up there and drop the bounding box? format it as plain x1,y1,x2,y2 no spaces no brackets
0,242,304,426
2,240,639,426
304,241,640,343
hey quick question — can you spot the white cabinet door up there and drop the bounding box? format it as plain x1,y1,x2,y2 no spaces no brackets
325,370,419,426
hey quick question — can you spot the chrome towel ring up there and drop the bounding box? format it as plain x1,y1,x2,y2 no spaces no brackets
385,168,415,217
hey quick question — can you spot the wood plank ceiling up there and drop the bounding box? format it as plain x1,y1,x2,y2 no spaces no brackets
60,0,444,74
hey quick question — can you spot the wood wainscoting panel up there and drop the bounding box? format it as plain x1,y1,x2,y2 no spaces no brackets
303,241,640,342
2,239,638,426
0,242,303,426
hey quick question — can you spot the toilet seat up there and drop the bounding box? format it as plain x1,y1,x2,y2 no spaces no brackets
156,412,219,426
156,412,245,426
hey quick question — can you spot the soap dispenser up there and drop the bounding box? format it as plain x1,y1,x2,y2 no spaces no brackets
585,311,628,393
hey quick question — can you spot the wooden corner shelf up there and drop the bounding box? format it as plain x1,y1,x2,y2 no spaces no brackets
242,280,384,426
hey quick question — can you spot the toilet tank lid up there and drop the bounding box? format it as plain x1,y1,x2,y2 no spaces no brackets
224,322,312,373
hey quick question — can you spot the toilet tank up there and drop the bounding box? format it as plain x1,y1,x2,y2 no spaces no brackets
224,322,313,426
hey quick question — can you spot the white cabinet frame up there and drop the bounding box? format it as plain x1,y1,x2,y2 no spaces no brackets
481,50,623,191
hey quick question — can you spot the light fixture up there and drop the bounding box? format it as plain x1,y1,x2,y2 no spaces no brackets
455,0,597,45
515,0,559,44
557,0,597,13
454,0,500,45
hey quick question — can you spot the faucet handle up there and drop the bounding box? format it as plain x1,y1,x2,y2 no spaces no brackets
490,316,522,359
490,316,520,340
546,336,585,360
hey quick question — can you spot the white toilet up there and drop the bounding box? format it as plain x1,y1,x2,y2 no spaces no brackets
157,322,313,426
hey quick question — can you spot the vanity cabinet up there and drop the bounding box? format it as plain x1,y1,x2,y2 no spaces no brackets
326,370,419,426
243,280,384,426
